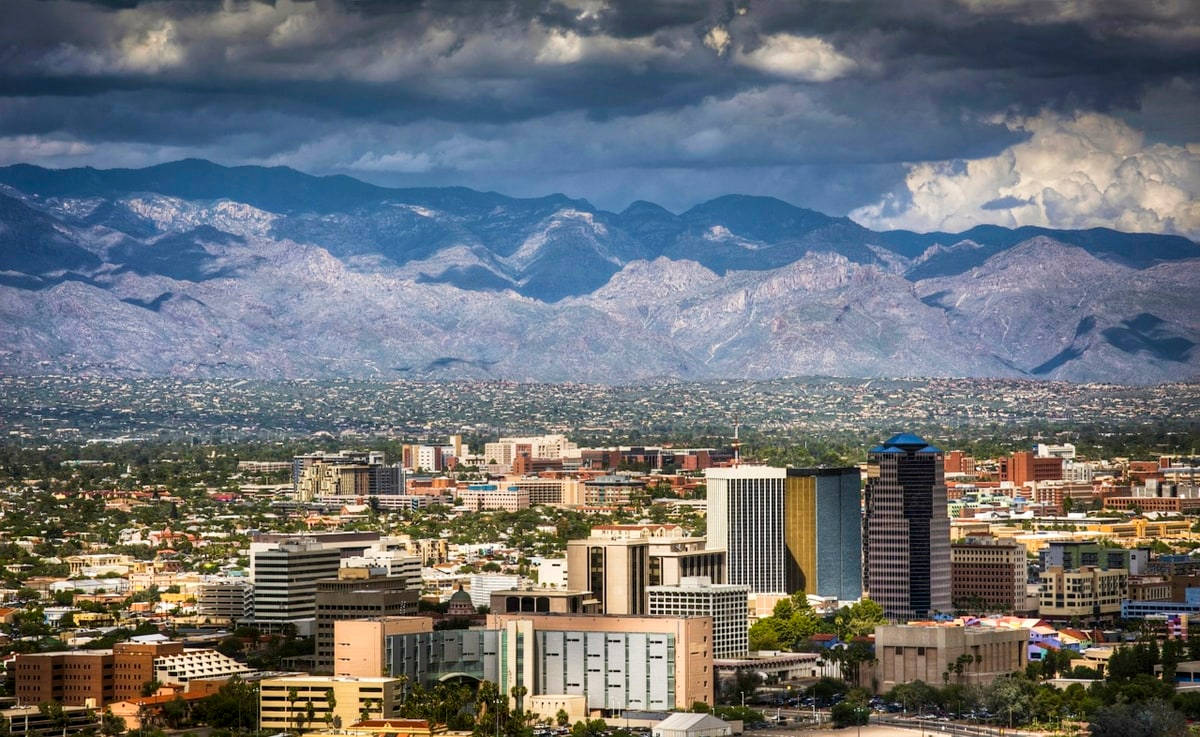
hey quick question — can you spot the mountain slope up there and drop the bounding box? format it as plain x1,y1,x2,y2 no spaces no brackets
0,160,1197,383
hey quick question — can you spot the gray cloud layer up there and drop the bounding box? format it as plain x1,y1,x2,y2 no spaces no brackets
2,0,1198,230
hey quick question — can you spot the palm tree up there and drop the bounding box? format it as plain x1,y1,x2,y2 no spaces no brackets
324,688,337,731
288,686,300,734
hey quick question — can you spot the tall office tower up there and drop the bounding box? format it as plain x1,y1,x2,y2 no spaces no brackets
784,467,863,602
705,466,787,594
247,538,341,635
705,466,861,598
863,433,951,621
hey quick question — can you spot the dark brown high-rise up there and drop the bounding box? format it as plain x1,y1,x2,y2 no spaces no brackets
863,433,951,620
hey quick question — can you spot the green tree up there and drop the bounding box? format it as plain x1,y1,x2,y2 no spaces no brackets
288,686,301,734
747,619,782,651
324,688,337,730
830,699,869,728
569,719,607,737
195,676,258,731
984,675,1034,728
1088,700,1186,737
831,598,886,640
161,695,189,729
140,680,162,698
38,702,71,737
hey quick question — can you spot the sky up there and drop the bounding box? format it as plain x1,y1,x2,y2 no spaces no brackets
1,0,1199,237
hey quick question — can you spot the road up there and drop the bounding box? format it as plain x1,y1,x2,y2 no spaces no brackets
746,714,1060,737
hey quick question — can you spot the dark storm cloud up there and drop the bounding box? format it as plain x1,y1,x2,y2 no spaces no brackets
2,0,1198,227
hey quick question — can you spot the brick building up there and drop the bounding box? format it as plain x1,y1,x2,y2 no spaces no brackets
950,537,1027,613
999,452,1063,485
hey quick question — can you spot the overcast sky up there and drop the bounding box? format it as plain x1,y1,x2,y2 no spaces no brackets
2,0,1198,236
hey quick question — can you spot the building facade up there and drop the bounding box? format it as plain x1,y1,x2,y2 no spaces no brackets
705,466,788,594
248,539,342,635
704,466,860,599
999,452,1064,485
950,537,1026,613
648,577,750,658
648,539,728,587
783,467,863,601
293,451,401,500
566,537,650,615
582,475,644,506
259,676,402,731
863,434,951,620
874,624,1028,692
490,589,600,615
333,617,434,677
14,642,240,708
197,579,253,622
314,570,420,672
1038,566,1128,619
381,613,714,715
459,485,531,512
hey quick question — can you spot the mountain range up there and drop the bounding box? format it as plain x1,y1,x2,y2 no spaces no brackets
0,159,1197,383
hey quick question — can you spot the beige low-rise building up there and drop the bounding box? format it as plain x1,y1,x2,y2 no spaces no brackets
1038,566,1127,619
334,617,433,677
259,675,402,732
490,589,600,615
874,623,1028,693
529,694,588,725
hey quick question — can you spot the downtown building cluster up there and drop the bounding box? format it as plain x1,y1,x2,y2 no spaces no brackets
14,429,1200,737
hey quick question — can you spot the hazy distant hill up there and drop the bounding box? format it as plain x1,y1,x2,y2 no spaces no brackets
1,159,1197,383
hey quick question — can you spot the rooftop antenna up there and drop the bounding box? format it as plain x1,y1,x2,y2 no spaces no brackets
732,416,742,466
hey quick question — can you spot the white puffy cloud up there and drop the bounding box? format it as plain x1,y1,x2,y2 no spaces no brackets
117,21,184,73
703,25,731,56
734,33,856,82
0,135,93,164
850,111,1200,238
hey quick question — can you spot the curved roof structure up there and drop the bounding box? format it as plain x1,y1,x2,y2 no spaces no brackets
883,432,929,448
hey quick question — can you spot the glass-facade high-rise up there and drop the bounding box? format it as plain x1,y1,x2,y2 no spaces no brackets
784,467,863,602
863,433,951,620
704,465,861,599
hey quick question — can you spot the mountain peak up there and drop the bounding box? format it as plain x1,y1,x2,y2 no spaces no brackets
620,200,677,218
681,194,838,242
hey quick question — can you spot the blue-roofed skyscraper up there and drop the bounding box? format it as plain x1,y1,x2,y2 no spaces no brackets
863,433,951,620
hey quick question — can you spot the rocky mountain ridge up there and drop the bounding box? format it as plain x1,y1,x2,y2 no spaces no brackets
0,159,1197,384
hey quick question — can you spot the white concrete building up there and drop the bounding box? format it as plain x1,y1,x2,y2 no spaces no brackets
197,579,253,621
537,558,568,589
704,466,788,594
459,485,531,512
484,434,579,468
247,539,341,635
153,648,251,688
648,576,750,658
653,713,732,737
342,546,422,590
469,573,521,609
